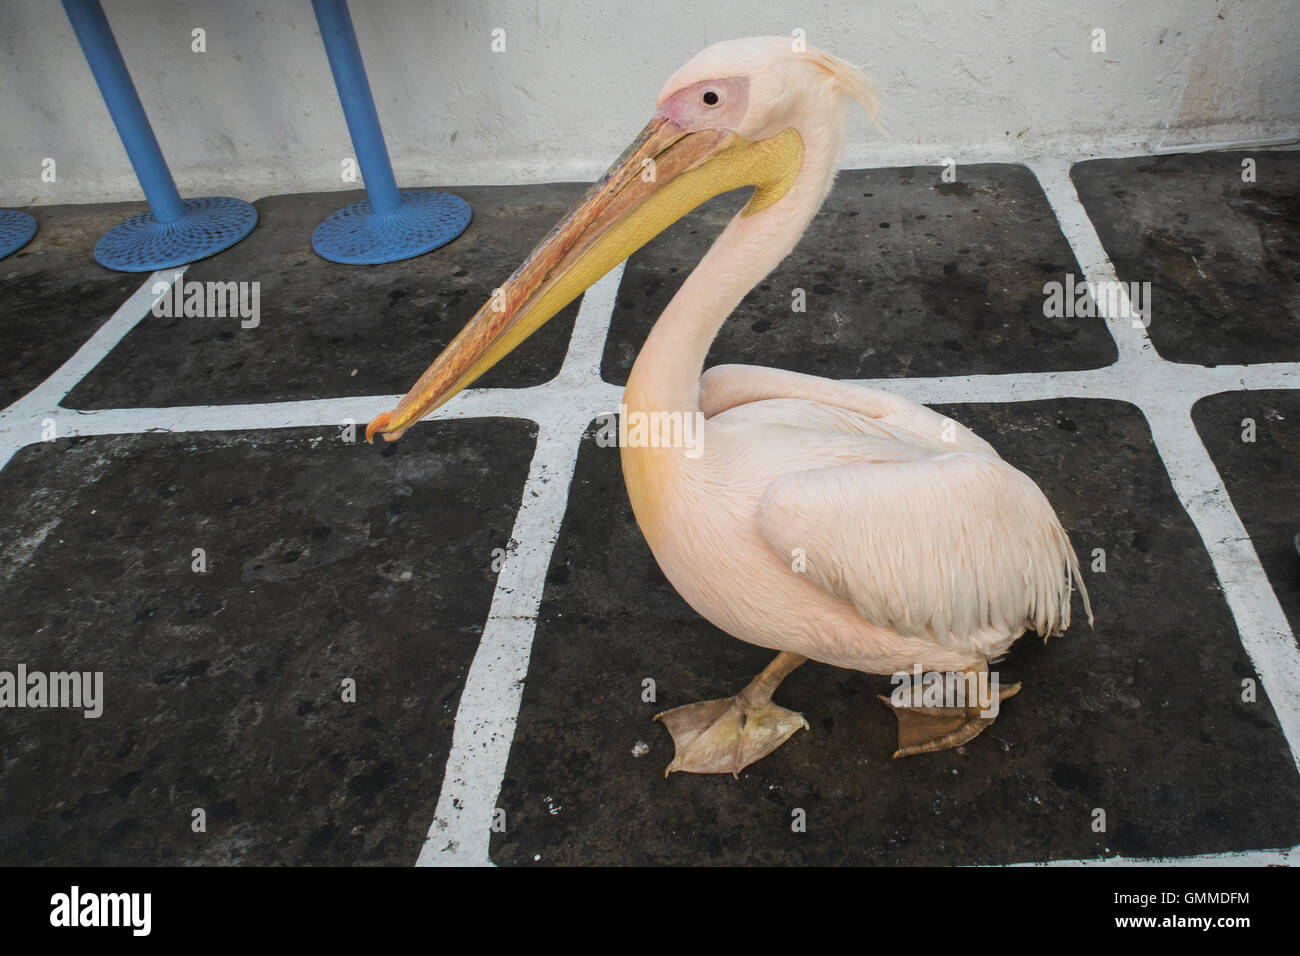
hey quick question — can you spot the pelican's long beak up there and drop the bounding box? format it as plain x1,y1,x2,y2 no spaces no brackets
366,114,803,442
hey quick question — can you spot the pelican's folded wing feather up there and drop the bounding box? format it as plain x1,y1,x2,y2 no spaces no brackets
756,450,1092,645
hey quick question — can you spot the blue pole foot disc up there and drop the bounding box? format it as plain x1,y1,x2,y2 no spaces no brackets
0,209,38,260
312,188,471,265
93,196,258,272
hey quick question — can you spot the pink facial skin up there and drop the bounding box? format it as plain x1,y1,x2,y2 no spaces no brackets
656,76,750,134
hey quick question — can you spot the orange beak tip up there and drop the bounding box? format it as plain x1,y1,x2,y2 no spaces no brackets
365,411,393,444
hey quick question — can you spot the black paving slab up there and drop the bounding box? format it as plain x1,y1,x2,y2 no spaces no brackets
601,165,1117,385
64,185,591,410
492,401,1300,865
1193,390,1300,641
0,419,532,864
1072,151,1300,365
0,202,147,406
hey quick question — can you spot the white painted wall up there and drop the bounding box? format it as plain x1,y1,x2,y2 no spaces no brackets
1,0,1297,207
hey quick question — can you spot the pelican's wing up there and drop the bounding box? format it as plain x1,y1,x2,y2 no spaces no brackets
756,447,1092,645
700,363,996,456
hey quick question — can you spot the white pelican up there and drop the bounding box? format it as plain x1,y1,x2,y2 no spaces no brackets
368,37,1092,776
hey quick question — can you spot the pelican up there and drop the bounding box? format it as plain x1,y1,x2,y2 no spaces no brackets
368,37,1092,776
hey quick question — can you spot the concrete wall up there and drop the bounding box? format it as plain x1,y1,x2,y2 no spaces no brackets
2,0,1297,207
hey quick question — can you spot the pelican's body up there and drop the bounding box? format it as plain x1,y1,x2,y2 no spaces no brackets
370,37,1091,775
624,376,1079,678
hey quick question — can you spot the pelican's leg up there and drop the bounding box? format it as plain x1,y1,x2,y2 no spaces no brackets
654,652,810,778
878,661,1021,759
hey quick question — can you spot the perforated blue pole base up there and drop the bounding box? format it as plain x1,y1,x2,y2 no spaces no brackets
0,209,38,259
93,195,258,272
312,188,471,265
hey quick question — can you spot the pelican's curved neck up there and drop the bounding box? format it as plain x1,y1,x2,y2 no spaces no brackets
624,123,840,416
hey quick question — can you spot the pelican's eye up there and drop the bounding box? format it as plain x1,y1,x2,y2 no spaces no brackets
701,89,721,107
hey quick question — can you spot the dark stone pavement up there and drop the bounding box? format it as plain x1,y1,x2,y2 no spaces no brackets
0,202,148,406
0,421,532,864
603,165,1117,383
1,148,1296,865
1072,152,1300,365
63,185,589,410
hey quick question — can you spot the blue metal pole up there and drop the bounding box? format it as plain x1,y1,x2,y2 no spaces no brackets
312,0,401,216
308,0,469,264
62,0,185,223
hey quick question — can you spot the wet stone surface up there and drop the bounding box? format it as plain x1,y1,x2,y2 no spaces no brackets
0,419,532,864
601,165,1117,385
1072,151,1300,365
0,202,148,406
65,185,591,410
492,401,1300,865
1193,390,1300,640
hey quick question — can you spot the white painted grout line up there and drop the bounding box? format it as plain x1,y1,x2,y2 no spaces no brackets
417,268,624,867
847,362,1300,407
415,407,584,867
2,165,1297,867
553,262,626,386
833,140,1300,178
1032,163,1154,366
1145,399,1300,772
1017,843,1300,866
0,268,185,471
1152,137,1299,155
5,384,624,441
9,361,1295,448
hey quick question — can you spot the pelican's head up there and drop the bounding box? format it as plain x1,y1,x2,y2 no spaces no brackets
653,36,875,154
367,37,874,442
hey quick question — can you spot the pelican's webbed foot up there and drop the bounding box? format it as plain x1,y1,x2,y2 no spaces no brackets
654,696,809,778
878,666,1022,759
